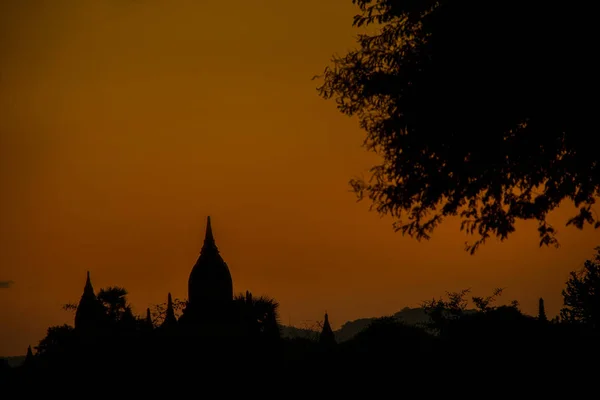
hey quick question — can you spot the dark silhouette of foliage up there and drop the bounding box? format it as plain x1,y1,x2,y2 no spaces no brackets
561,247,600,329
302,319,325,340
316,0,599,253
280,323,321,341
97,286,130,322
234,291,281,338
62,302,77,313
422,288,471,325
341,316,435,363
35,325,75,357
472,288,519,312
64,285,135,326
538,298,548,322
423,287,519,336
150,297,187,327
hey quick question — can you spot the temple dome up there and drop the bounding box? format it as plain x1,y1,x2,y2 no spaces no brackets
187,216,233,308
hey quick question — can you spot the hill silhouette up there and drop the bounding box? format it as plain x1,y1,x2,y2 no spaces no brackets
0,356,25,368
280,306,476,342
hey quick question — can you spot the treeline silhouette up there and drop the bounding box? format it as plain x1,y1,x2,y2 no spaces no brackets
3,247,600,393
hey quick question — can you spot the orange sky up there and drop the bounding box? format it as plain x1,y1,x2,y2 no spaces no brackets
1,0,598,356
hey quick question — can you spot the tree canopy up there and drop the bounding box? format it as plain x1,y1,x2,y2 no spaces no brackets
561,247,600,329
317,0,599,253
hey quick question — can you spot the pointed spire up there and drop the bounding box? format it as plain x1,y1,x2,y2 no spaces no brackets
75,271,105,330
162,293,178,328
83,271,95,297
146,307,153,326
187,215,233,310
24,345,34,366
203,216,216,249
319,312,336,347
538,297,547,322
323,313,331,331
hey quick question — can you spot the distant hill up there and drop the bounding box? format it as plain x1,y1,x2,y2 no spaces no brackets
279,325,320,340
281,307,432,342
1,355,25,368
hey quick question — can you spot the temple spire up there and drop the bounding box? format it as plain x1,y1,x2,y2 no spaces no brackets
162,293,178,328
83,271,94,296
146,307,153,326
75,271,105,330
185,216,233,317
203,216,216,249
24,345,34,367
319,312,336,347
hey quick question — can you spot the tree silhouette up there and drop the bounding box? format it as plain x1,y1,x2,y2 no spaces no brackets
97,286,130,322
234,291,281,338
64,286,133,324
35,324,75,357
472,288,519,313
316,0,599,253
561,247,600,329
423,288,519,336
62,303,77,313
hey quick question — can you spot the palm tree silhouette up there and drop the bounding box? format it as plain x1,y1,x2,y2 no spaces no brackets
234,291,281,339
97,286,129,323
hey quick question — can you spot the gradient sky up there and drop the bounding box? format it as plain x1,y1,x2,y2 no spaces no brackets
1,0,598,356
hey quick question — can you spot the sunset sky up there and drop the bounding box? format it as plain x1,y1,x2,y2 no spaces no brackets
1,0,599,356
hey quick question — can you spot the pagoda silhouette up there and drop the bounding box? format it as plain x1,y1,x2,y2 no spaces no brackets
71,215,333,342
